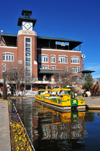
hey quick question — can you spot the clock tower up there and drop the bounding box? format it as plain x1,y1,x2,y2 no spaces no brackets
17,9,37,30
17,10,38,79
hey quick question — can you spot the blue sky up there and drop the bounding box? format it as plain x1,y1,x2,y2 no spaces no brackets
0,0,100,79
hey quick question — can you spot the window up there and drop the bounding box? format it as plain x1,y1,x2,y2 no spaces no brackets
58,56,67,63
26,85,31,90
71,66,80,73
51,55,56,63
2,64,6,72
38,65,49,69
71,56,79,64
54,85,60,88
25,37,31,77
3,53,14,61
51,66,56,69
65,66,68,71
38,55,48,63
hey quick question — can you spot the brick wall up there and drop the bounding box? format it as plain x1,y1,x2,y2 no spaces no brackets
37,48,82,72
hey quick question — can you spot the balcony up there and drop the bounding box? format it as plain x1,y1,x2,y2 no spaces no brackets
39,69,64,74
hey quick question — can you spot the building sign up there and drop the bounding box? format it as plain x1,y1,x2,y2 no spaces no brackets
56,41,69,46
81,54,85,71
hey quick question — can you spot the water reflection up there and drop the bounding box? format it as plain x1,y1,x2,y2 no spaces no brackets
12,98,90,151
14,98,34,141
34,102,86,139
33,102,88,151
12,97,100,151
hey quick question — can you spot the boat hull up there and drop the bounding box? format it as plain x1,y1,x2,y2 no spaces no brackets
35,99,86,112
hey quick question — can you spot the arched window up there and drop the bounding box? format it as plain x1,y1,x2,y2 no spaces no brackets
2,64,6,72
58,56,67,63
71,56,79,64
54,85,60,88
51,55,56,63
3,53,14,61
71,66,80,73
38,54,48,63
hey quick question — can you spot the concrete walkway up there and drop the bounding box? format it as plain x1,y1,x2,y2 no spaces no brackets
85,97,100,109
0,101,11,151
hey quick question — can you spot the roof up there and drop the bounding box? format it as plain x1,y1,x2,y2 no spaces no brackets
1,33,82,49
22,10,32,16
38,89,52,92
80,70,95,73
52,88,71,92
4,68,18,74
1,33,17,37
39,69,64,74
1,33,82,42
1,33,17,46
37,36,82,43
17,17,37,27
37,36,82,50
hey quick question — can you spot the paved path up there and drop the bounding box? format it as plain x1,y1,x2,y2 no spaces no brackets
0,101,11,151
85,97,100,109
85,97,100,105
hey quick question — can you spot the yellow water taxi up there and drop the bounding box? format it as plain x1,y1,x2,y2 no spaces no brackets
35,88,86,112
35,89,52,101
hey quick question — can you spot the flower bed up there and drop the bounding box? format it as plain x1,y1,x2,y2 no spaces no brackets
9,101,34,151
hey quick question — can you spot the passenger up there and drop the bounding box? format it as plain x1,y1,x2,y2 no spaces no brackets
59,90,64,97
65,91,68,95
71,91,75,99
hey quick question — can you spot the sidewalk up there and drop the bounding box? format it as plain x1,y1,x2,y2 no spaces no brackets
0,101,11,151
85,97,100,109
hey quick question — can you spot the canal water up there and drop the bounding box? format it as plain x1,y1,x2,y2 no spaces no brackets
12,98,100,151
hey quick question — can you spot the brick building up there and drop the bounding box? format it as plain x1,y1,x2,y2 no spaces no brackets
0,10,83,95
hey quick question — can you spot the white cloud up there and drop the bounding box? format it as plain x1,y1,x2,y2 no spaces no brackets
86,63,98,65
92,75,100,79
86,65,100,71
85,63,100,79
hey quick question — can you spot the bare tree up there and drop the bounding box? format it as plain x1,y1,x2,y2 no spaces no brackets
5,59,36,95
2,72,7,99
3,59,25,95
53,70,81,88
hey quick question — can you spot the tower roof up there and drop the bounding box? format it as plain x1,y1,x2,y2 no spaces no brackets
17,9,37,27
22,9,32,16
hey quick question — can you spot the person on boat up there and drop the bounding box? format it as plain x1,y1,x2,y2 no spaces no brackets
51,91,56,96
71,90,75,99
65,91,68,94
59,90,64,97
65,91,70,96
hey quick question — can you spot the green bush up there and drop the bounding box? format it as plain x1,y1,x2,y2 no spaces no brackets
93,94,100,96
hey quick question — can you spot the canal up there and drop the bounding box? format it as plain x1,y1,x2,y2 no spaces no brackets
12,98,100,151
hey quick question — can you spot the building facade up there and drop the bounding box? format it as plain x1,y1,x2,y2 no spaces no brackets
0,10,83,95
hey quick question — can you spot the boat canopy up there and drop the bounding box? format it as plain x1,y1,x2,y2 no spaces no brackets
38,89,52,92
52,88,71,92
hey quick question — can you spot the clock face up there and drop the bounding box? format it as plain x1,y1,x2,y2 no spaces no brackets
22,21,33,31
